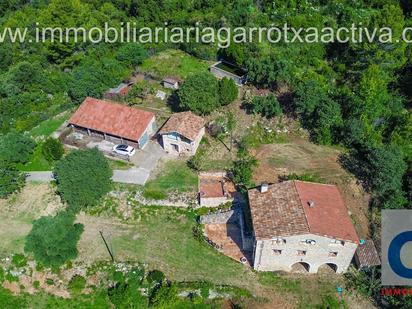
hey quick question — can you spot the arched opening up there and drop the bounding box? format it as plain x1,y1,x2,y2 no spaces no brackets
318,263,338,274
290,262,310,273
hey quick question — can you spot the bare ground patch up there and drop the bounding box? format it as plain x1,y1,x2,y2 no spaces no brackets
253,139,371,238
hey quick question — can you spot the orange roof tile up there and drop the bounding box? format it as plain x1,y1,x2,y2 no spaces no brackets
159,111,204,141
248,181,359,243
68,97,155,141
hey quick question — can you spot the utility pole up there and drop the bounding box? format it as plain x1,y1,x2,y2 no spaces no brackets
99,231,115,262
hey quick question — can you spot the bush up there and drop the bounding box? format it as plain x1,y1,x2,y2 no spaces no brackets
54,148,112,210
24,211,84,268
178,72,219,115
147,270,165,285
42,138,64,162
11,254,27,268
150,283,178,307
245,94,282,118
33,281,40,289
219,77,238,106
68,275,86,294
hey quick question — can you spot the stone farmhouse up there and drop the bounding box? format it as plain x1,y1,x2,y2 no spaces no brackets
248,181,359,274
68,97,156,149
162,76,180,90
158,111,205,155
198,172,237,207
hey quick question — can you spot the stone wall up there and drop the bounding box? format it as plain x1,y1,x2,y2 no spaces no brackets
253,233,358,274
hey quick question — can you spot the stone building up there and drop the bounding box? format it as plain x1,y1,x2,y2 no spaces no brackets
248,181,359,274
198,172,237,207
158,111,205,155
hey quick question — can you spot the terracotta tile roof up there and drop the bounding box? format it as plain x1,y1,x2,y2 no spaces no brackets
248,181,359,243
68,97,155,141
248,181,309,240
159,111,204,141
356,239,381,267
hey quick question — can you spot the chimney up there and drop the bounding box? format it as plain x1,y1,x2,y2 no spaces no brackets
260,182,269,193
308,200,316,208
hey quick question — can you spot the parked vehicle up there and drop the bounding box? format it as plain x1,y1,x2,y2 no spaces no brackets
112,144,136,157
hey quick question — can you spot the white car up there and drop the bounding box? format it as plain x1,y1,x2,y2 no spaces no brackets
112,144,136,157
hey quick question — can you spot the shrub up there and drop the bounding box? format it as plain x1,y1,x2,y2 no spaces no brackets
46,278,54,285
33,281,40,289
68,275,86,294
0,267,4,283
219,77,238,105
147,270,165,285
42,138,64,162
11,254,27,268
54,148,112,210
245,94,282,118
150,283,178,307
24,211,84,268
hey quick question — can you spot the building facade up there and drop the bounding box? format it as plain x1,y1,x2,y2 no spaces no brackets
159,111,205,155
248,181,359,274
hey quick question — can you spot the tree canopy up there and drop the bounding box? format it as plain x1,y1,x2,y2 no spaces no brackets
54,148,112,210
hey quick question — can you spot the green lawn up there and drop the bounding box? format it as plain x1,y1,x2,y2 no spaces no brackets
139,49,210,80
18,112,71,172
107,158,134,170
17,144,52,172
29,112,70,138
143,160,197,199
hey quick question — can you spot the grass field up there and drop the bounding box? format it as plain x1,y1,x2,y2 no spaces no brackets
143,160,197,199
29,112,70,138
0,183,373,308
139,49,210,80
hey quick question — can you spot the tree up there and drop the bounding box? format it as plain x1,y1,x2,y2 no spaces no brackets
0,132,36,164
231,145,258,189
24,211,84,268
0,163,25,199
54,148,112,210
246,94,282,118
116,43,148,67
178,72,219,115
42,138,64,162
218,77,238,106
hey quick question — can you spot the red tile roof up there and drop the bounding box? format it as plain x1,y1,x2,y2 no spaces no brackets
248,181,359,243
159,111,204,141
68,97,155,141
355,239,381,267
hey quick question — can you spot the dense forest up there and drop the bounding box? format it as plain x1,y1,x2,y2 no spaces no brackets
0,0,411,306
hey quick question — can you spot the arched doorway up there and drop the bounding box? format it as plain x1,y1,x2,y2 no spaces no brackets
290,262,310,273
318,263,338,274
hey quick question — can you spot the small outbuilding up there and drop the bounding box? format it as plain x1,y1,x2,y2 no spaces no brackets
198,172,237,207
105,83,131,99
68,97,156,149
158,111,205,155
162,76,180,90
210,61,247,85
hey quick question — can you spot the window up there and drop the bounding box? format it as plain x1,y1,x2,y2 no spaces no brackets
271,238,286,245
273,249,282,255
300,239,316,245
297,250,307,256
330,239,345,246
329,252,338,257
169,132,179,140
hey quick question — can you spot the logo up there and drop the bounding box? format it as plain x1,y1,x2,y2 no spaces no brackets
382,210,412,285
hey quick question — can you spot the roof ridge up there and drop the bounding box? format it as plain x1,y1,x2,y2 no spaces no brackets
292,181,311,233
